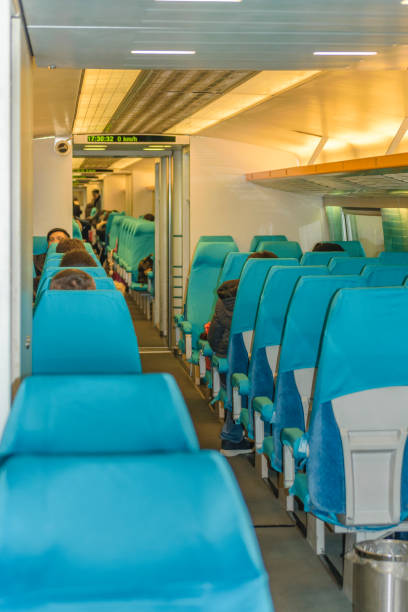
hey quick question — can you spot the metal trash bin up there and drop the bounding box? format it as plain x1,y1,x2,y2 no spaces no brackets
353,540,408,611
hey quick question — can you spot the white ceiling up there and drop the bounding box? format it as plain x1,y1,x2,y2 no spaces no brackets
21,0,408,71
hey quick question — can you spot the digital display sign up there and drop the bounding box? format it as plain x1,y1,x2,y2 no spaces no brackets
87,134,176,144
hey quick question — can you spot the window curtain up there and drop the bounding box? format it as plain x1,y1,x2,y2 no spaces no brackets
325,206,343,241
381,208,408,252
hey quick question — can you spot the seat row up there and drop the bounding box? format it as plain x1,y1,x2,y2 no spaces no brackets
177,235,408,587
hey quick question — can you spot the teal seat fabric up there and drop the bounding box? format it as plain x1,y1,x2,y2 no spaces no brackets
217,253,251,285
362,264,408,286
44,250,100,269
33,236,48,255
0,452,273,611
378,251,408,265
256,240,302,260
72,219,82,239
330,240,365,257
223,259,298,408
3,374,199,455
245,266,327,437
198,235,236,243
33,290,141,374
47,242,95,255
114,217,154,280
181,241,238,350
106,211,125,251
36,266,107,302
300,251,348,266
329,257,378,275
107,214,126,253
249,235,287,251
269,275,364,471
306,287,408,525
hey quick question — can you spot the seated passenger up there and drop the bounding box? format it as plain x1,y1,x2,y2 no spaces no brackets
312,242,344,252
49,269,96,291
144,213,155,221
56,238,86,253
207,250,278,457
60,250,97,268
33,227,70,277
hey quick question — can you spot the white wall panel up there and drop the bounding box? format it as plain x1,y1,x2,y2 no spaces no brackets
189,136,327,254
129,159,155,218
33,138,72,235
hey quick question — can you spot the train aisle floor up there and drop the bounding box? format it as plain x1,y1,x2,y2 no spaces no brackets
127,298,351,612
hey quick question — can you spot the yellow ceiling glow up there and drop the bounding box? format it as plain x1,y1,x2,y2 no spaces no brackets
72,157,85,170
109,158,143,170
167,70,319,135
73,69,141,135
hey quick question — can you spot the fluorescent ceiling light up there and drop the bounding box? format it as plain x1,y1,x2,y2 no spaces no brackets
168,70,319,135
144,147,164,150
131,50,196,55
313,51,377,56
73,69,140,134
401,0,408,4
84,146,107,150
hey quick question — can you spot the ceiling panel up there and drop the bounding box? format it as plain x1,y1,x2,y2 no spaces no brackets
21,0,408,70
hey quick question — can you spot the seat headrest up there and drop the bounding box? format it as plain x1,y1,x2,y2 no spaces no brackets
3,374,198,455
192,241,238,268
362,264,408,286
249,235,287,251
256,240,302,259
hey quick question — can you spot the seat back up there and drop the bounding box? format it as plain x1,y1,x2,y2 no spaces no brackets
270,275,365,471
47,242,95,255
378,251,408,265
36,266,107,301
198,235,236,243
249,235,287,251
185,241,238,346
127,218,155,277
105,211,124,248
256,240,302,260
330,240,366,257
107,213,125,252
300,251,348,266
33,290,141,374
308,287,408,526
3,374,198,455
246,266,327,435
362,264,408,286
329,257,378,275
217,252,251,286
72,219,82,239
33,236,48,255
0,451,273,611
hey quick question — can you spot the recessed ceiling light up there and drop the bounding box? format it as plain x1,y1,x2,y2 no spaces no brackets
313,51,377,56
84,145,107,150
401,0,408,5
143,147,165,150
131,50,196,55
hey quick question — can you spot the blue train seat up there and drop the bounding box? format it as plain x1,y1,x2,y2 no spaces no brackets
217,252,251,286
72,219,82,239
300,251,348,266
47,242,95,255
256,240,302,260
105,211,125,252
287,287,408,529
3,374,198,455
250,235,287,251
35,266,107,301
198,235,236,243
330,240,366,257
211,259,298,410
33,290,141,374
232,266,327,437
362,264,408,286
33,236,48,255
328,257,378,275
378,251,408,265
263,275,364,473
175,240,238,362
0,451,273,611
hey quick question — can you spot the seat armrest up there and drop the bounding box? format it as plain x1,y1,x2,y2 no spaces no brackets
180,321,192,334
147,271,153,279
212,355,229,374
281,427,304,448
174,314,184,326
198,339,213,357
231,373,250,396
253,396,275,422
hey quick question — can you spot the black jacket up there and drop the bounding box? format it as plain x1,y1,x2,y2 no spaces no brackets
207,279,239,357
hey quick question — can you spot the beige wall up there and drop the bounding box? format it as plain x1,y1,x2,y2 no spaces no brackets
102,174,128,213
33,138,72,236
189,136,327,254
128,159,155,218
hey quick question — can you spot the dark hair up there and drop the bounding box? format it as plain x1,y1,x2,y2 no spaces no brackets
49,269,96,291
248,250,278,259
312,242,345,252
144,213,155,221
60,250,97,268
47,227,70,242
56,238,87,253
92,189,100,195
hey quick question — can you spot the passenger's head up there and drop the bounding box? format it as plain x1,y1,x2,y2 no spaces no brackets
56,238,86,254
92,189,100,200
144,213,155,221
60,250,97,268
47,227,70,245
248,250,278,259
312,242,344,252
49,269,96,291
